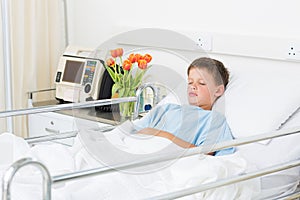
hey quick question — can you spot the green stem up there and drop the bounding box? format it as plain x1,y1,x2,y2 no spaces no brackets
113,58,119,82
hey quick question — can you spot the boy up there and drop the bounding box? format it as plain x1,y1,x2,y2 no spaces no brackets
134,57,235,156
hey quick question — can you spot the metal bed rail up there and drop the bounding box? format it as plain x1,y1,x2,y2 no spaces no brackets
0,84,157,199
2,158,51,200
51,127,300,200
50,126,300,182
0,97,137,118
2,127,299,200
1,93,300,199
147,159,300,200
24,130,78,144
1,82,159,119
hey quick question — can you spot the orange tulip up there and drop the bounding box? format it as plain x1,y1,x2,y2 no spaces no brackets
143,54,152,63
138,59,147,69
135,53,143,62
128,53,137,63
106,58,115,67
110,49,118,58
116,48,124,57
123,59,132,71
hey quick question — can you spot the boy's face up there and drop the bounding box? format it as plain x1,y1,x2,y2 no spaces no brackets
187,67,223,110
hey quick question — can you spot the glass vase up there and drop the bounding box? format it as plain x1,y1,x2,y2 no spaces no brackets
116,88,136,121
119,101,135,121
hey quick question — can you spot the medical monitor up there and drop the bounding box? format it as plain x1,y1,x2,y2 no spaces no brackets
55,47,104,103
62,60,85,84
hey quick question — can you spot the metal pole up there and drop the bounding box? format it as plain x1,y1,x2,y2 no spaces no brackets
1,0,13,132
61,0,69,47
0,97,137,118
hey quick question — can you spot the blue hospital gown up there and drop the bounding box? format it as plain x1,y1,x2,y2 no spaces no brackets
134,103,235,156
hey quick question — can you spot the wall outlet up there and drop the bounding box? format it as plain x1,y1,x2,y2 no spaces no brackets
195,33,213,51
177,31,213,52
182,31,213,51
285,43,300,61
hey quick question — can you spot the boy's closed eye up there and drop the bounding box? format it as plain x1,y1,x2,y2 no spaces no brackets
188,81,206,86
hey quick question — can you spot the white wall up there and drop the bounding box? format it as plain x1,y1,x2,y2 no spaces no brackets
65,0,300,135
66,0,300,48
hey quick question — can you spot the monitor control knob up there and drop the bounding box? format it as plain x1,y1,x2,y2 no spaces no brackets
84,84,91,93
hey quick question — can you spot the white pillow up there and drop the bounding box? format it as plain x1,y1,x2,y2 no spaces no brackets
211,57,300,199
278,107,300,130
217,69,300,139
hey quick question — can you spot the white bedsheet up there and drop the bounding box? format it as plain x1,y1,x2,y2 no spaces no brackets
0,131,260,200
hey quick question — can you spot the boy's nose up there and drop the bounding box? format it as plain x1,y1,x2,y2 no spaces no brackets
189,84,196,90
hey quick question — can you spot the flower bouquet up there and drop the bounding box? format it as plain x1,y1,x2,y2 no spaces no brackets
105,48,152,119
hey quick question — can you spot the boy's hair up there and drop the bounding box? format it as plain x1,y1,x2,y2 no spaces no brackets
187,57,229,88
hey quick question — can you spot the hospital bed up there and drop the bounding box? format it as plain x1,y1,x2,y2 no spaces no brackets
1,28,300,199
0,95,299,200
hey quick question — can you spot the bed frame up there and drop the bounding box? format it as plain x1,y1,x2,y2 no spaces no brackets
0,86,300,200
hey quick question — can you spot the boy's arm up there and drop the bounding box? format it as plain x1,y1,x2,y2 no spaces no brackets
138,128,196,148
137,128,214,155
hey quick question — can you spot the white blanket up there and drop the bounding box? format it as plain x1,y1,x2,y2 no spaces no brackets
0,130,260,200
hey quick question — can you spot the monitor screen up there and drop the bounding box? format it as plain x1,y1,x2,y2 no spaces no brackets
62,60,84,84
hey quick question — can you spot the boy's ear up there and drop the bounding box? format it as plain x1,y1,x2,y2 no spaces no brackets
214,85,225,97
